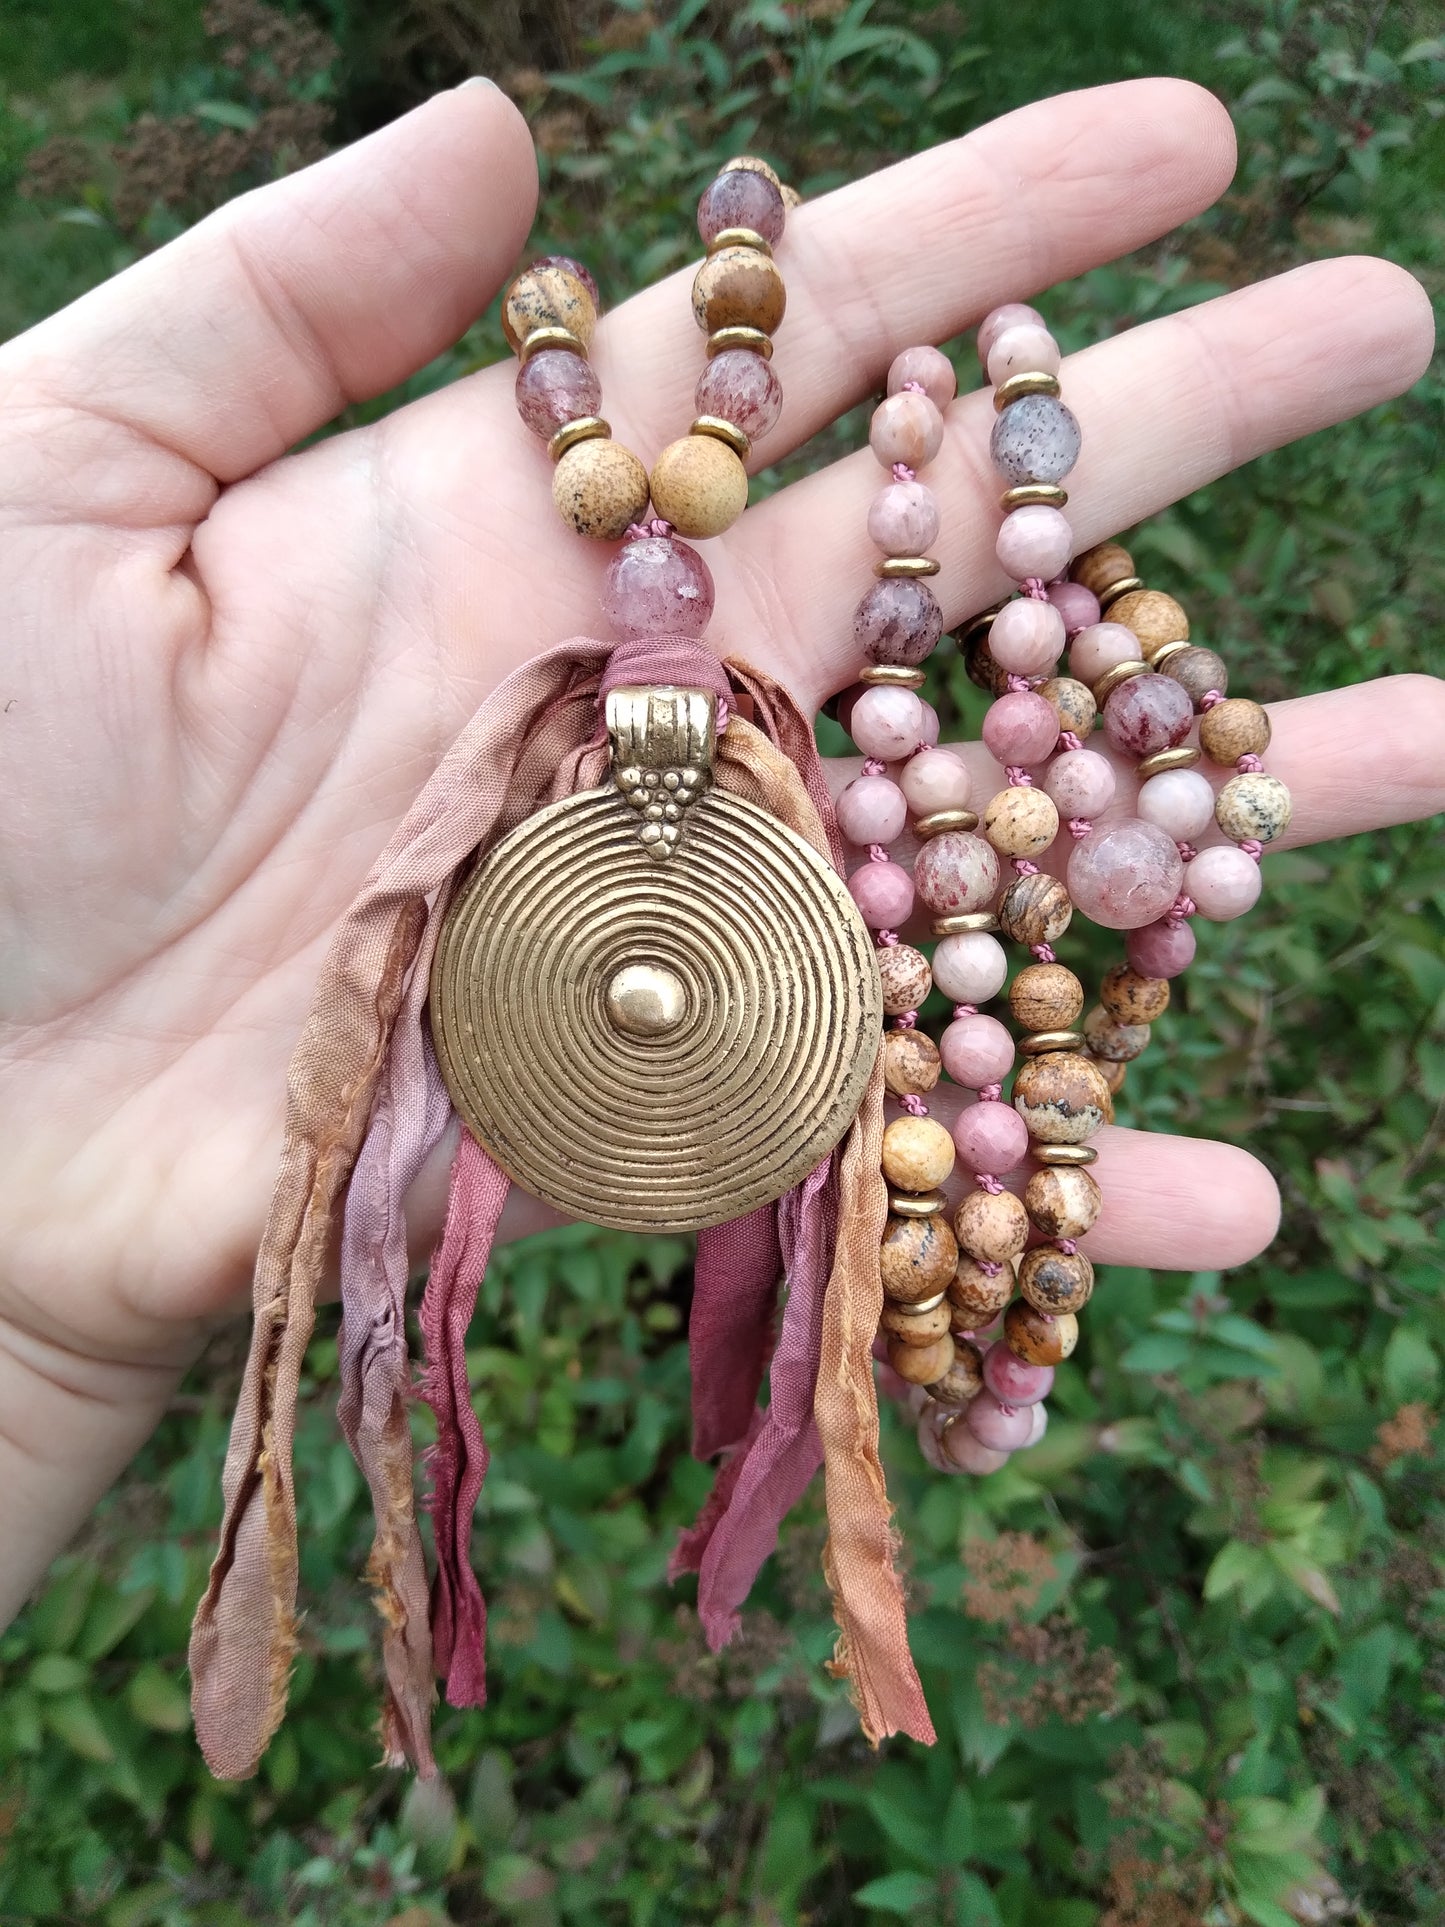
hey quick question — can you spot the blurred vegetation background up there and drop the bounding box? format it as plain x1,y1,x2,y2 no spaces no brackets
2,3,1443,1923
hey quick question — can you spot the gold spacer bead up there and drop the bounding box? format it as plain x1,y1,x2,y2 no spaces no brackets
994,370,1061,412
1020,1029,1085,1054
1098,575,1145,612
1147,638,1192,669
518,325,587,364
706,325,773,361
706,226,773,256
1034,1143,1099,1167
1136,745,1202,780
1092,658,1151,704
933,912,1000,937
887,1190,948,1220
1001,483,1068,510
915,809,979,837
859,663,926,689
876,555,940,579
883,1285,949,1314
780,182,802,210
723,155,782,188
547,416,611,462
690,414,750,459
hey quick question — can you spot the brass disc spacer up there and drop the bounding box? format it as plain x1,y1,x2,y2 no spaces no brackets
690,414,750,459
994,371,1061,412
1147,638,1192,670
548,416,611,462
887,1190,948,1219
932,912,1000,937
1000,483,1068,510
706,226,773,256
706,326,773,360
1020,1029,1086,1054
915,809,979,837
1136,745,1201,780
1098,575,1145,612
858,663,925,689
1092,658,1150,704
886,1286,949,1314
1033,1143,1099,1167
876,556,940,578
519,325,586,364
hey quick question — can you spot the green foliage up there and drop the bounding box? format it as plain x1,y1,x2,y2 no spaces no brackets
1,1,1443,1923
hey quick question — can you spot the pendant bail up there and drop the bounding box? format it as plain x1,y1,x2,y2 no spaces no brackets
605,685,717,861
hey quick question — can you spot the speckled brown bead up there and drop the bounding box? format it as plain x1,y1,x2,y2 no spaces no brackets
1038,675,1096,737
930,1340,984,1405
1100,960,1171,1024
947,1255,1015,1325
883,1028,942,1098
1013,1051,1111,1145
1199,697,1271,766
1162,644,1228,707
965,633,1009,697
1004,1300,1079,1366
1215,771,1292,845
1082,1005,1151,1062
551,438,651,541
1072,541,1135,600
880,1213,959,1303
881,1116,955,1193
1110,588,1189,655
876,942,932,1016
879,1295,953,1344
998,873,1073,947
887,1330,955,1385
953,1187,1029,1265
1009,962,1085,1031
984,785,1060,859
1024,1164,1101,1240
1097,1057,1126,1097
503,262,598,353
1018,1245,1095,1315
649,433,749,539
692,245,787,334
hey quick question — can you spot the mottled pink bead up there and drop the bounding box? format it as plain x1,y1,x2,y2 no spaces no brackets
943,1424,1011,1475
515,348,603,438
1044,748,1116,819
1067,819,1185,930
996,504,1073,583
971,1309,1006,1344
1185,845,1263,922
1103,672,1194,757
913,830,1001,915
696,167,786,246
867,479,940,556
1069,622,1141,685
953,1100,1029,1177
848,685,924,761
694,348,782,440
836,774,908,847
854,578,944,667
1048,579,1100,636
988,598,1066,678
848,860,914,929
940,1013,1015,1088
1022,1402,1049,1448
1127,917,1197,979
887,344,958,413
1137,768,1215,841
978,303,1045,367
601,535,714,640
983,1347,1054,1407
932,931,1008,1004
965,1390,1037,1451
982,690,1059,767
985,322,1061,386
917,700,941,747
870,390,945,470
899,747,971,815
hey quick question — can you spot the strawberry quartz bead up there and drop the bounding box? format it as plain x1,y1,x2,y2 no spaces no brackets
696,167,786,246
1127,917,1197,978
982,1346,1054,1406
1067,819,1184,930
515,348,603,437
694,349,783,440
855,578,945,666
601,535,715,640
914,831,1001,915
1102,672,1194,757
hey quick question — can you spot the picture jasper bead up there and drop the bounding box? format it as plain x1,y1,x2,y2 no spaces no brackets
1082,1005,1151,1062
551,438,652,541
692,245,787,334
1004,1300,1079,1366
649,433,749,539
879,1296,953,1344
983,785,1060,859
1215,771,1293,845
1012,1051,1112,1144
502,261,598,352
1018,1245,1095,1315
882,1028,942,1097
881,1116,955,1193
930,1341,984,1405
880,1213,959,1302
1108,587,1189,653
1009,962,1085,1031
1038,675,1096,737
947,1255,1016,1324
954,1187,1030,1265
1100,960,1171,1024
888,1332,956,1385
1162,644,1228,707
998,872,1073,947
1071,541,1135,600
1199,697,1271,766
877,942,932,1016
1024,1164,1101,1240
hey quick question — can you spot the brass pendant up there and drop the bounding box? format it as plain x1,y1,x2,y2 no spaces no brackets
430,686,883,1232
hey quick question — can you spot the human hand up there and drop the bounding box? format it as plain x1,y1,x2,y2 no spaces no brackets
1,76,1439,1627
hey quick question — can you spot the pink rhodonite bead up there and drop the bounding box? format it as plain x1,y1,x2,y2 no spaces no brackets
515,348,603,438
988,598,1066,677
1044,748,1116,819
899,747,971,815
1069,622,1141,685
601,535,715,640
983,1347,1054,1406
696,167,786,246
978,303,1045,367
965,1391,1037,1452
1066,818,1185,930
913,830,1001,915
982,689,1059,767
1048,578,1100,636
867,479,941,556
854,579,944,666
996,504,1072,583
870,390,945,470
1185,845,1263,921
848,859,914,929
917,700,941,747
887,344,958,412
694,348,782,440
836,773,908,846
848,684,924,760
940,1013,1015,1088
1103,671,1194,757
953,1100,1029,1176
1127,916,1197,978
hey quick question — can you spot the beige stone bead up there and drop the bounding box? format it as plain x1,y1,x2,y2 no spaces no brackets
1215,771,1293,845
1018,1245,1095,1316
1012,1051,1111,1145
552,438,651,541
1009,962,1085,1031
692,245,787,334
880,1213,959,1303
1038,675,1096,737
876,943,933,1017
879,1296,953,1344
1100,960,1171,1024
1162,644,1227,707
1109,588,1190,654
1072,541,1135,599
1097,1057,1126,1097
1199,697,1271,766
947,1255,1015,1325
649,433,748,539
984,785,1060,859
953,1187,1029,1265
887,1331,955,1385
930,1340,984,1405
998,872,1073,948
1082,1005,1151,1062
502,263,598,353
1024,1164,1101,1240
1004,1300,1078,1366
881,1116,955,1193
882,1028,942,1097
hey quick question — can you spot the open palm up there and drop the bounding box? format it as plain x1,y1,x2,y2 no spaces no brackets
1,77,1440,1627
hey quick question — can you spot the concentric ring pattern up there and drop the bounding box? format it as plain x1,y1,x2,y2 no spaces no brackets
430,784,883,1231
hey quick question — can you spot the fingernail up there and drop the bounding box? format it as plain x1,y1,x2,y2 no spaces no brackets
459,75,497,90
